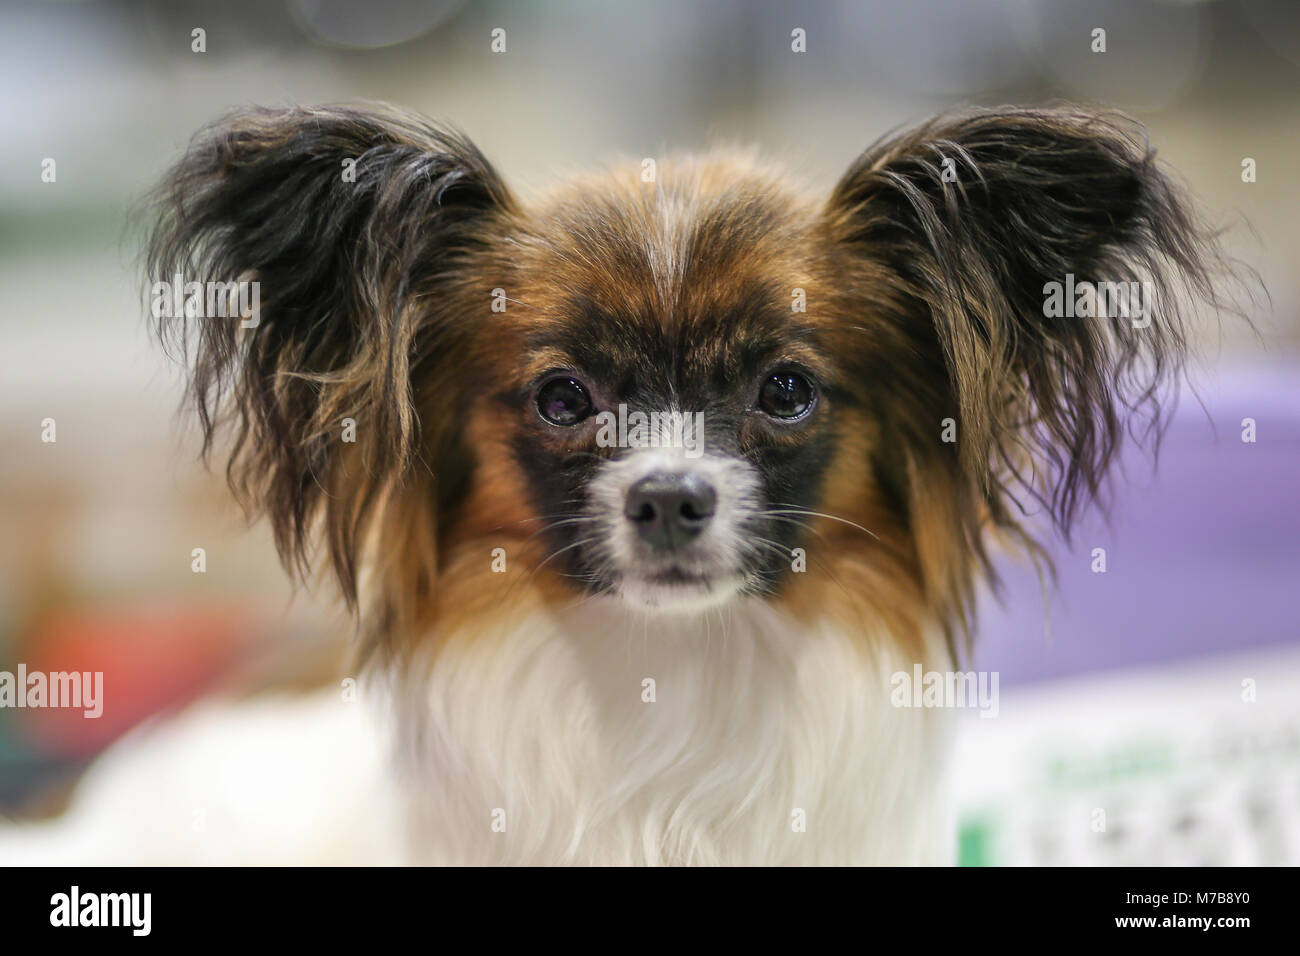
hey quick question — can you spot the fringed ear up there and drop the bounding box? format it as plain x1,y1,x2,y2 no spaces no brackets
145,105,514,623
823,107,1245,638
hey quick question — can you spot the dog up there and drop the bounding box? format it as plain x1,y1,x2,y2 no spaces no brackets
0,104,1229,865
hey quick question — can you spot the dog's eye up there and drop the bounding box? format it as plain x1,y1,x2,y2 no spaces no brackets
536,376,593,426
758,371,815,420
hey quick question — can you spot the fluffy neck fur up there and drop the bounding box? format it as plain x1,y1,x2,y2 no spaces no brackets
386,594,954,865
0,579,952,865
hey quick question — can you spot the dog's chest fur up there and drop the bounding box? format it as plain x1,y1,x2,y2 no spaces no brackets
2,601,951,866
394,599,953,865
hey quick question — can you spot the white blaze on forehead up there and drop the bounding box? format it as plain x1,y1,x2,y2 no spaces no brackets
649,192,690,308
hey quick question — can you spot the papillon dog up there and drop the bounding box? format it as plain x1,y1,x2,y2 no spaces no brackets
2,104,1230,865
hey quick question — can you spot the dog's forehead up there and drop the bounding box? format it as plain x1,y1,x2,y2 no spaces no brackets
512,159,823,389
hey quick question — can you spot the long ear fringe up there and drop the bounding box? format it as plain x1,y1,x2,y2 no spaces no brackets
141,104,512,611
827,106,1259,652
831,106,1256,531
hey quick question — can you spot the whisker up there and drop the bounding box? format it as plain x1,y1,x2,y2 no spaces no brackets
760,505,880,541
530,535,599,578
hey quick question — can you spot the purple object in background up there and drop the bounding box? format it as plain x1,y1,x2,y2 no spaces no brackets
973,361,1299,686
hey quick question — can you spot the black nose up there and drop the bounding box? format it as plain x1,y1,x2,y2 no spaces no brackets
625,472,717,551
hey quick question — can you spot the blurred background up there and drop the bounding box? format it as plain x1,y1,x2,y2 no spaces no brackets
0,0,1296,864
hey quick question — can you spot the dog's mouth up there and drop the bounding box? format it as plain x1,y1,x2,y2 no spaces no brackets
643,566,714,586
555,531,753,611
553,510,782,613
612,562,748,612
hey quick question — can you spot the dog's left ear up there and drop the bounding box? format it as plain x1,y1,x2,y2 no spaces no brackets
145,105,516,636
823,108,1235,542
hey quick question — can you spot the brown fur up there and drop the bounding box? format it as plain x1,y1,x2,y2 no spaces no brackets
145,103,1239,666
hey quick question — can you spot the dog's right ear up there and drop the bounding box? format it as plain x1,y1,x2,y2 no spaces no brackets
146,105,515,615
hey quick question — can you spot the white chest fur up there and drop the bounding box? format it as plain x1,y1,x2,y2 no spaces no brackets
0,600,953,866
395,598,954,865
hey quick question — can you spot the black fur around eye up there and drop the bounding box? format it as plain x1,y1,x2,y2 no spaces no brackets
758,371,815,420
536,376,593,426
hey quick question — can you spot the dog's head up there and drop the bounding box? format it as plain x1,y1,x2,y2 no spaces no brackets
148,104,1228,652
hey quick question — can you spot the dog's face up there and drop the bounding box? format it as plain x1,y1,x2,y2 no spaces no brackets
495,173,838,611
148,105,1225,649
